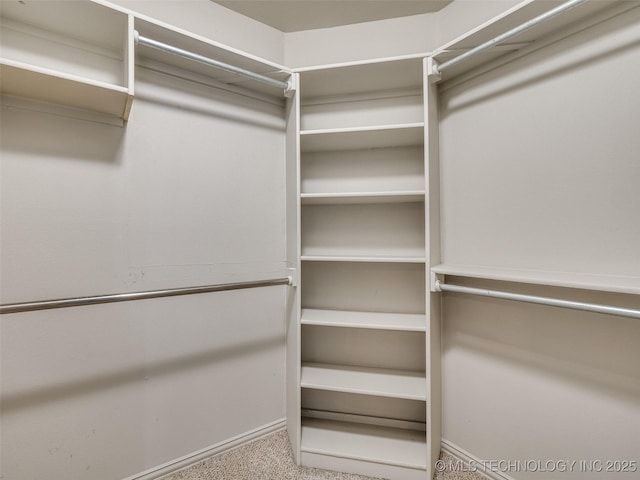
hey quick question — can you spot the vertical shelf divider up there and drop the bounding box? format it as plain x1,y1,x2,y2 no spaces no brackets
424,57,442,480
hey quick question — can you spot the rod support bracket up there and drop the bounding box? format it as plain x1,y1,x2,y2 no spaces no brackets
284,73,298,98
286,267,298,287
426,57,441,83
431,272,444,292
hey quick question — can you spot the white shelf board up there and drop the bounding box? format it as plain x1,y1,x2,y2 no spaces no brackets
300,191,425,205
301,123,424,152
134,17,290,98
301,362,426,401
301,417,427,470
302,255,426,264
301,309,426,332
433,0,631,82
0,59,132,119
432,264,640,295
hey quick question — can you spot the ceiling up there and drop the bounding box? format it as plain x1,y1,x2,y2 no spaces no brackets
213,1,453,32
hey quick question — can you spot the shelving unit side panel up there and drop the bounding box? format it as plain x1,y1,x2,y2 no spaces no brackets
285,75,302,464
424,57,442,479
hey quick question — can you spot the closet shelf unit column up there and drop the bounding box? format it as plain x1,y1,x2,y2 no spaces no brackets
296,56,436,480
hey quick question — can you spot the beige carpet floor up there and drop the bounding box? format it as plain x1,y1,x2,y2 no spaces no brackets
162,430,485,480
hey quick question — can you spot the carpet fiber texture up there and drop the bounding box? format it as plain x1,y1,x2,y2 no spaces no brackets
162,430,485,480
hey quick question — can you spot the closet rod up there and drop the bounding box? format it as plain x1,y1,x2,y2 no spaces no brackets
0,277,293,315
436,0,587,74
434,281,640,319
135,32,292,93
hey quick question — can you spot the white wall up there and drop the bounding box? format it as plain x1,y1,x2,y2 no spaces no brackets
438,7,640,479
1,21,288,480
285,0,521,68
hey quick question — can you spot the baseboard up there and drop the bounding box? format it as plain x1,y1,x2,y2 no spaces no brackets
123,418,286,480
441,439,515,480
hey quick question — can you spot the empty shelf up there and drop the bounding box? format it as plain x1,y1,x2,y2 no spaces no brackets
301,362,426,401
301,309,426,332
301,417,427,470
301,123,424,152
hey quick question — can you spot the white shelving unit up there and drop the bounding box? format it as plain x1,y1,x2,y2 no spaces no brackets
294,56,440,479
0,0,134,122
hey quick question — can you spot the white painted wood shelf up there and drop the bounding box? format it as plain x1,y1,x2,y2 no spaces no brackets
301,255,426,264
300,123,424,152
432,264,640,295
301,362,426,401
301,417,427,470
301,309,426,332
0,60,132,119
301,191,425,205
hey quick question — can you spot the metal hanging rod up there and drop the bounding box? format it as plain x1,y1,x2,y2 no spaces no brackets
435,0,588,74
435,281,640,319
0,277,293,315
135,31,292,94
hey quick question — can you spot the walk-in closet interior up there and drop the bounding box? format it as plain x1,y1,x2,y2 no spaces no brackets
1,1,639,480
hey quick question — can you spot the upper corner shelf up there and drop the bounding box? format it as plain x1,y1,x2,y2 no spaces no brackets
432,0,633,83
297,56,425,101
0,0,134,120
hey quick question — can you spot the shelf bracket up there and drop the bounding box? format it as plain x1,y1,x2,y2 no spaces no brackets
431,272,444,292
287,267,299,287
284,73,299,98
426,57,441,83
